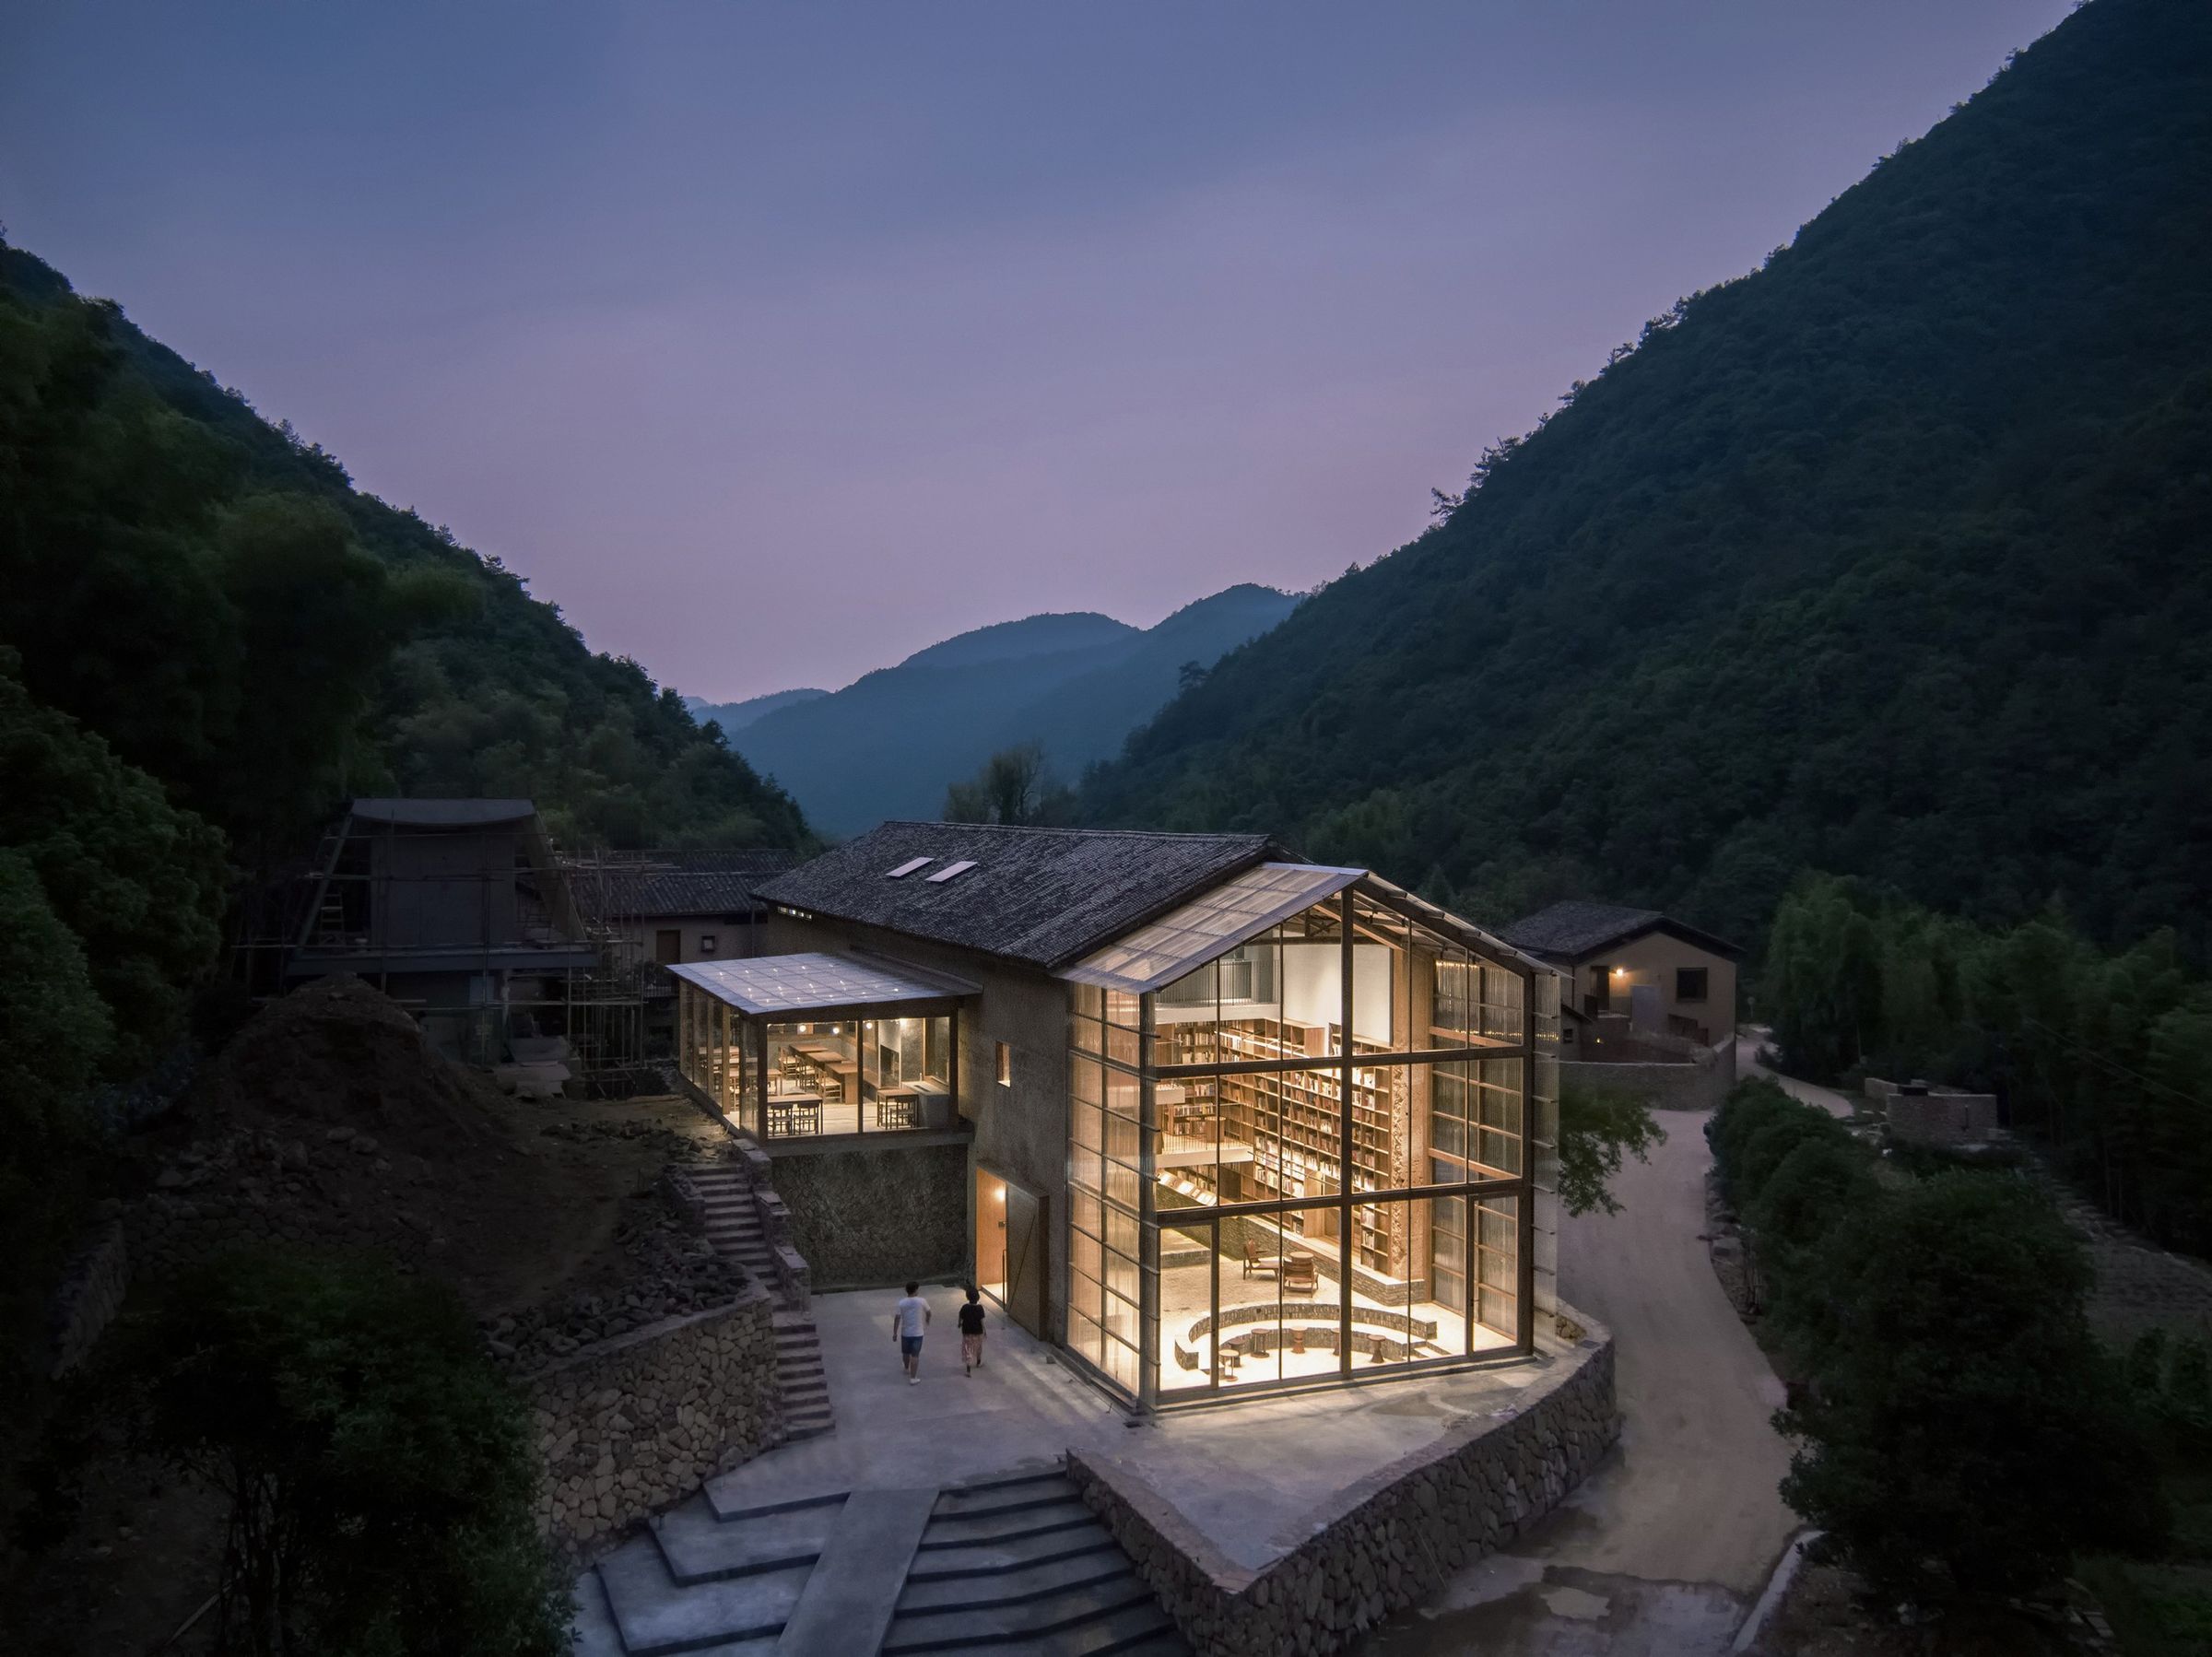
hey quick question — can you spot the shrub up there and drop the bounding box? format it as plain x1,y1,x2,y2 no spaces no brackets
1779,1173,2165,1601
115,1249,567,1657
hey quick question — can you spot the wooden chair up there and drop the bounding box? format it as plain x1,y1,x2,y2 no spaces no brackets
1243,1238,1278,1279
1280,1252,1319,1297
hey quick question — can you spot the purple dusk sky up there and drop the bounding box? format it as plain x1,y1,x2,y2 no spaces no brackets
3,2,2069,703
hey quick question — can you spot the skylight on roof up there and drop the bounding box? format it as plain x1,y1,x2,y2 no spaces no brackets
925,859,978,884
886,857,935,879
1056,863,1363,994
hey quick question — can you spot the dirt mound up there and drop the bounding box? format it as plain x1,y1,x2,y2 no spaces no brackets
200,974,508,1154
135,979,729,1319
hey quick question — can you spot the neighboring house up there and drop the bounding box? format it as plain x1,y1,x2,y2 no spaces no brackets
283,798,606,1064
564,850,800,1051
669,821,1566,1414
1498,899,1741,1047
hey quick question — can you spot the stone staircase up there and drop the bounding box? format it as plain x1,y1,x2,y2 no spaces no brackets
570,1463,1188,1656
684,1159,833,1443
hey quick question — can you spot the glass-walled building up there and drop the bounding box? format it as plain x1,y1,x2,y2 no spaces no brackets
1058,864,1559,1407
673,953,967,1138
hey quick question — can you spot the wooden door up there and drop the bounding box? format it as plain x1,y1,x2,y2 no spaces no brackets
1004,1184,1045,1337
654,929,681,964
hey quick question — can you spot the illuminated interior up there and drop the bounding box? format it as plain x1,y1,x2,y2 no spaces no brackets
1061,872,1558,1404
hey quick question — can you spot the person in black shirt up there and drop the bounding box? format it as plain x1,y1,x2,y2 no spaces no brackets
958,1285,987,1376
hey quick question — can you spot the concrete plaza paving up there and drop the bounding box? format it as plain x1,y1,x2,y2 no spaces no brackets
707,1281,1562,1572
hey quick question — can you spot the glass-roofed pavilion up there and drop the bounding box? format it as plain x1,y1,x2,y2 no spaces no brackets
1053,862,1559,1408
673,952,976,1138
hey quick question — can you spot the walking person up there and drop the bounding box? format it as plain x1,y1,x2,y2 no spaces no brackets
958,1285,987,1376
891,1281,931,1384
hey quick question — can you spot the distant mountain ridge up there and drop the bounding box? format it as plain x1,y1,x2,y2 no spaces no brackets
687,687,829,733
726,585,1295,837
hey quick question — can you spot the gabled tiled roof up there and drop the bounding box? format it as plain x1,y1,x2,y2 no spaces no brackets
1499,899,1742,962
566,851,799,920
753,822,1285,970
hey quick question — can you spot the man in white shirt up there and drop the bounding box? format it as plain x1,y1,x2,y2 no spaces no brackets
891,1281,931,1384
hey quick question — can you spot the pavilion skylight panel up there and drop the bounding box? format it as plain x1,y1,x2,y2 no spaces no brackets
669,952,972,1016
925,859,978,883
885,857,935,878
1057,863,1362,994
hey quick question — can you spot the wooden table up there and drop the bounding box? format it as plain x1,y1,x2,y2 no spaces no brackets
790,1042,859,1099
766,1093,822,1137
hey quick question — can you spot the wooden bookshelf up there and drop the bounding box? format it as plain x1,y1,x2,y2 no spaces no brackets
1169,1023,1399,1274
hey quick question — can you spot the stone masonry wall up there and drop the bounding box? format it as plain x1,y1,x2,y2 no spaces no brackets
1069,1310,1618,1657
48,1219,130,1379
766,1139,970,1289
527,1283,782,1562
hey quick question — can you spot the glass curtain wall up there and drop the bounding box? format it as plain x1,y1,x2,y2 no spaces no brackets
676,981,953,1140
1067,884,1542,1408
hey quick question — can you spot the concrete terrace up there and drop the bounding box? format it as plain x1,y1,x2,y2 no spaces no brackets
711,1283,1567,1575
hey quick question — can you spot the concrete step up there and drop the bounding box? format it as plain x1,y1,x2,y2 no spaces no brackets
909,1520,1120,1578
783,1413,835,1441
917,1497,1090,1549
983,1602,1192,1656
930,1471,1081,1521
569,1568,627,1657
895,1549,1132,1613
650,1492,844,1585
595,1533,810,1655
880,1572,1156,1652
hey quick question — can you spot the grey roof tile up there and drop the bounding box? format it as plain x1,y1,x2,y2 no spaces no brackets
1499,899,1742,961
754,823,1284,970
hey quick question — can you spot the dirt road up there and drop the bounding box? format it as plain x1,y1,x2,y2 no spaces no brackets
1359,1044,1801,1655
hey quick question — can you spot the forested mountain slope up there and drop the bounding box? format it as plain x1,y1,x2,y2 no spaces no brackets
0,246,811,858
1085,0,2212,958
734,584,1294,836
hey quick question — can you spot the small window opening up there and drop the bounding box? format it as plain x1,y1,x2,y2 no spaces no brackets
994,1040,1012,1087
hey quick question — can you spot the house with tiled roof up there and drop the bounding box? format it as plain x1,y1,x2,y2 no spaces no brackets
1498,899,1742,1047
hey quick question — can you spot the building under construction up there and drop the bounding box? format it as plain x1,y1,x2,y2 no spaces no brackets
240,798,799,1075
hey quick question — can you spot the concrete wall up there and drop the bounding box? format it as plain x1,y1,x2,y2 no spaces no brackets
527,1285,782,1563
1069,1308,1618,1657
1565,931,1736,1045
1559,1032,1735,1112
612,912,768,965
764,1137,971,1290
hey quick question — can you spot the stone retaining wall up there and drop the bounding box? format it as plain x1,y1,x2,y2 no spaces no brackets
48,1220,129,1378
1069,1308,1618,1656
1562,1033,1735,1113
527,1283,782,1562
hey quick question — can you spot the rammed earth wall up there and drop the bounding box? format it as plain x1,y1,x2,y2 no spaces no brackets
765,1137,970,1289
527,1283,782,1562
1069,1310,1618,1657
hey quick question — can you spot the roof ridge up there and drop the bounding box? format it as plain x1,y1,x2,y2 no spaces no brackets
866,820,1270,841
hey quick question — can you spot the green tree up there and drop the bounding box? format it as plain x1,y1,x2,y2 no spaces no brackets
943,742,1074,826
1778,1173,2164,1600
1557,1081,1665,1216
0,652,228,1075
119,1251,567,1657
